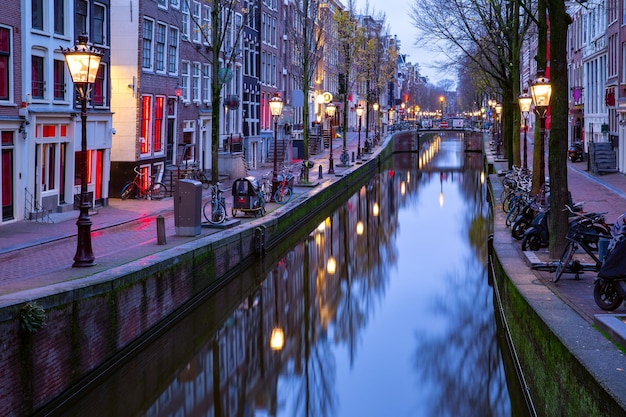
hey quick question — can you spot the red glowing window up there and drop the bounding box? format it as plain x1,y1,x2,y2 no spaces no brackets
140,96,151,154
154,96,164,152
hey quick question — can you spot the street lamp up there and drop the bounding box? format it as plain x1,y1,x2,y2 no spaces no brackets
439,95,445,117
326,102,336,174
518,90,533,170
269,93,284,201
372,102,379,146
494,103,503,157
61,35,103,268
530,71,552,191
356,105,364,160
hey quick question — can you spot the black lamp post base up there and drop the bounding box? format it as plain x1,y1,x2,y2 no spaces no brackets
73,203,95,267
328,156,335,174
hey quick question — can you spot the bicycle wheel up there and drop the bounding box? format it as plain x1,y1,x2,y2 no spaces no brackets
121,182,135,200
553,241,576,283
203,200,226,224
274,187,293,204
506,200,523,227
150,183,168,200
502,192,515,213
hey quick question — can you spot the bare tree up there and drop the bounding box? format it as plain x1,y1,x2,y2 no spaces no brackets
334,0,366,165
411,0,534,169
287,0,326,183
185,0,248,183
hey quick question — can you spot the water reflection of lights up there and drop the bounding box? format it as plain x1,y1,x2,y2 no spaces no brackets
372,202,379,217
439,173,445,208
480,171,485,185
270,327,284,350
356,220,364,235
400,181,406,196
326,216,336,274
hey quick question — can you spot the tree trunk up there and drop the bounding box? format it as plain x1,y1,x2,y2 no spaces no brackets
547,0,571,258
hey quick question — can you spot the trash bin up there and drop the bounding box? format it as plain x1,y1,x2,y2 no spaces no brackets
175,179,202,236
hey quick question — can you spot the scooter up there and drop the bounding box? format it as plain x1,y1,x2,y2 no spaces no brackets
568,142,584,162
521,207,550,251
594,214,626,311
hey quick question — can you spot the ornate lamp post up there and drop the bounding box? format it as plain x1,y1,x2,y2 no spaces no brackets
530,71,552,191
494,103,503,157
439,95,445,117
356,104,364,160
372,102,379,146
326,103,336,174
269,94,284,201
61,35,103,267
518,90,533,170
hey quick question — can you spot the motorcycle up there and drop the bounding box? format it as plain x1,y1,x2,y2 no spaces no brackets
568,142,584,162
521,203,608,252
593,214,626,311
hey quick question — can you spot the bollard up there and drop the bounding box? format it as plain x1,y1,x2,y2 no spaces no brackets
352,151,355,162
318,165,323,179
156,215,166,245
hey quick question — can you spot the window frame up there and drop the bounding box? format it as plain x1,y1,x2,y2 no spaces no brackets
0,26,12,103
31,52,46,100
142,18,155,71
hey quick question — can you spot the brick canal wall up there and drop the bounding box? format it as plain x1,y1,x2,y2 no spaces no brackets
0,144,393,417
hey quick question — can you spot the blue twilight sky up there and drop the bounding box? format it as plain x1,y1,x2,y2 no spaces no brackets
354,0,447,86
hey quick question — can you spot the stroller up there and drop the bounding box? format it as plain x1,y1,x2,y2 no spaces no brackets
593,213,626,310
232,176,266,218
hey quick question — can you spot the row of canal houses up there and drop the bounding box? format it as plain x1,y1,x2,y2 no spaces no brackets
0,0,402,226
519,0,624,174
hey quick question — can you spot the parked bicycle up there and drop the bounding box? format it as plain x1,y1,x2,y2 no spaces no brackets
121,166,168,200
273,170,295,204
203,182,227,224
184,162,210,189
553,205,612,283
260,171,272,203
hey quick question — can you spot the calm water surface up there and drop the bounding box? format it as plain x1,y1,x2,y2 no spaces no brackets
56,135,519,417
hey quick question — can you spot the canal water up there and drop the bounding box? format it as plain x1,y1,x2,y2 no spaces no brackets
53,134,529,416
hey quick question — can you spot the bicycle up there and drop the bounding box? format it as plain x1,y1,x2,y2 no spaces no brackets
273,170,294,204
203,182,227,224
184,162,210,189
553,207,612,283
121,166,168,200
260,171,272,203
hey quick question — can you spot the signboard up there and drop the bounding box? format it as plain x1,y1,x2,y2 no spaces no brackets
439,120,449,129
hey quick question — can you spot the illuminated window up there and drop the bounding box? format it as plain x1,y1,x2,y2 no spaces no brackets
154,96,164,153
140,95,152,154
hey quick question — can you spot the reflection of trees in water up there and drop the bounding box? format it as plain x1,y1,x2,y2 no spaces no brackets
411,169,509,416
412,260,510,417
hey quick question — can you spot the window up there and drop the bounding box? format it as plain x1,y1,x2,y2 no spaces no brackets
75,0,88,37
93,64,105,106
203,5,211,44
171,0,179,8
54,0,65,35
156,23,166,72
53,59,65,101
142,18,154,70
181,1,189,39
157,0,167,8
192,2,201,43
168,27,179,74
192,62,200,101
0,27,10,101
140,95,152,154
32,0,44,31
92,4,106,45
154,96,164,153
181,61,190,101
203,64,210,102
31,55,45,99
